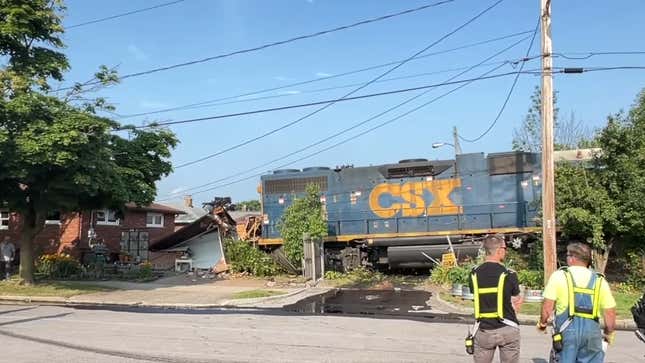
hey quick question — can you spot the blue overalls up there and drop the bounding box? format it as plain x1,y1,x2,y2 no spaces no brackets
553,268,604,363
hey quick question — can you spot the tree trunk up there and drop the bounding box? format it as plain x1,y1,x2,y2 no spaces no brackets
18,207,45,285
593,239,614,274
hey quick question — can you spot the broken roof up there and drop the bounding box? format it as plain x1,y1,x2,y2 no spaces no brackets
157,201,208,224
149,215,215,251
149,207,236,252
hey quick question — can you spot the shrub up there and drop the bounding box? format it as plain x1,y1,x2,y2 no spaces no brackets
223,239,280,277
122,262,154,281
36,254,81,279
431,265,472,285
517,269,544,289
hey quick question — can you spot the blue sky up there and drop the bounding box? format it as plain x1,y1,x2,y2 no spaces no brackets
58,0,645,204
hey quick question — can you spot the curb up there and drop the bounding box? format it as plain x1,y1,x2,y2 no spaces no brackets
0,288,311,311
434,291,637,331
219,287,310,306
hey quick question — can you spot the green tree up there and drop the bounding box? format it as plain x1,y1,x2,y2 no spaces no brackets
555,162,620,273
238,199,261,211
512,86,593,151
555,89,645,273
278,184,328,267
595,91,645,242
0,1,177,284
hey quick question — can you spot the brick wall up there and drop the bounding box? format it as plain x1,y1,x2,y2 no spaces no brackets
0,209,177,261
0,212,82,256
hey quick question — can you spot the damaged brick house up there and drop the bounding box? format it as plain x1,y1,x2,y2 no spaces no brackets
0,203,184,264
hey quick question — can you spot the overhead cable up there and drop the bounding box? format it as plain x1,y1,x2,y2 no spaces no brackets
459,17,540,143
159,35,533,198
61,0,455,90
66,0,187,29
158,62,517,200
116,29,533,119
161,0,507,168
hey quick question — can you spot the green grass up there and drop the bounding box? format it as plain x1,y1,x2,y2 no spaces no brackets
0,280,115,298
440,290,640,319
231,289,286,299
323,268,427,288
614,291,640,318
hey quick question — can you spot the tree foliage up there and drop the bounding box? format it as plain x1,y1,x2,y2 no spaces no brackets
512,86,593,151
278,184,328,267
0,1,177,284
555,89,645,273
237,199,261,211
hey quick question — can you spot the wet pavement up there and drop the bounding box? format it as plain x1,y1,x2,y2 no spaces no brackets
284,288,439,318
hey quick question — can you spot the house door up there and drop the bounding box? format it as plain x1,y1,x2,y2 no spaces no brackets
120,230,149,262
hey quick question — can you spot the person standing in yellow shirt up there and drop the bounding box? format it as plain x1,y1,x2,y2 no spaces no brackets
537,242,616,363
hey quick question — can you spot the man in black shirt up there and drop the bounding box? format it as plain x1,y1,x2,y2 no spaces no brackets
469,234,523,363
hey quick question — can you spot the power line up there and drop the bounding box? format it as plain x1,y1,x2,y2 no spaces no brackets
66,0,187,29
116,30,534,119
61,0,454,90
127,60,519,118
159,35,533,198
553,51,645,60
115,47,645,119
159,63,519,200
459,18,540,143
163,0,507,168
157,64,645,199
125,71,527,131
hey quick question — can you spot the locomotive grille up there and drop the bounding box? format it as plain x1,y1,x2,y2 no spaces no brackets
265,176,328,194
488,153,536,175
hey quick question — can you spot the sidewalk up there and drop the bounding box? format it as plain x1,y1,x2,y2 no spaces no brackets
0,275,312,309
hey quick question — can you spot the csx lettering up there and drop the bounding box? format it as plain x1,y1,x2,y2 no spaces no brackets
368,179,462,218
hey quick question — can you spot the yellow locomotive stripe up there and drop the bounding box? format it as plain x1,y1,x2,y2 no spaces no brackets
257,226,541,245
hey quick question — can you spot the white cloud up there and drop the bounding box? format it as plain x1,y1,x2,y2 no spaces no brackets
127,44,148,61
315,72,332,77
139,100,169,109
170,187,186,195
273,76,292,81
281,90,301,95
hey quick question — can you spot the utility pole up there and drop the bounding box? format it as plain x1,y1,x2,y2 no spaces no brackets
452,126,463,155
540,0,557,282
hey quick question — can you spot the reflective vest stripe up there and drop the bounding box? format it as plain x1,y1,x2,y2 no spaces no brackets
563,269,602,320
472,273,480,318
472,271,507,320
592,275,603,318
573,287,594,294
565,271,576,317
478,287,498,294
479,312,499,318
497,273,506,319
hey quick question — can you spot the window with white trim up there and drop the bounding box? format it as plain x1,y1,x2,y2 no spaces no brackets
45,210,61,225
0,210,9,230
146,213,164,228
95,209,119,225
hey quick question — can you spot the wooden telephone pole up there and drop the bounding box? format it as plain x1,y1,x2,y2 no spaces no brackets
541,0,557,282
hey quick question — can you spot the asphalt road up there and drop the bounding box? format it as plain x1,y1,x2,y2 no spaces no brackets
0,304,642,363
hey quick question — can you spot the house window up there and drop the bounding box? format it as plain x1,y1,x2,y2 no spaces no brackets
146,213,164,228
120,231,149,261
95,209,119,226
0,210,9,230
45,210,61,225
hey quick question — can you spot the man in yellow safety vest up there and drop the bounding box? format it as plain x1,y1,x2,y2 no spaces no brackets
467,234,524,363
538,242,616,362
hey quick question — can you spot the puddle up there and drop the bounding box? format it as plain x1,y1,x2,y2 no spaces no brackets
283,289,436,318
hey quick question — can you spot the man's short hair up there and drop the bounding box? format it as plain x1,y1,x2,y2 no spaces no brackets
483,234,505,256
567,242,592,265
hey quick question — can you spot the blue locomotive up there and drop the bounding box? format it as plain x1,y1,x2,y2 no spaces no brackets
259,151,542,270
